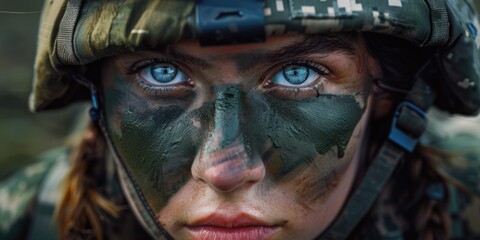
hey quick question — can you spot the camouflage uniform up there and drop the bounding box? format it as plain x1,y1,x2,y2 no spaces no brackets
2,121,480,239
0,148,152,240
0,148,67,240
31,0,480,115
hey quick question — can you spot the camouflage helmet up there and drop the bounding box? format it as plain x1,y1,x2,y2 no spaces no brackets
31,0,480,116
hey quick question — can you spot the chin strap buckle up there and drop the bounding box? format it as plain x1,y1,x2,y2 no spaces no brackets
388,101,428,152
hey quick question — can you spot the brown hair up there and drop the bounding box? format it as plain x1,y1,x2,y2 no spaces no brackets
349,75,457,239
54,33,466,239
396,147,452,239
55,121,120,240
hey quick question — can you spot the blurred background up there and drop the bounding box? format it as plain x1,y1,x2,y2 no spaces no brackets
1,1,480,181
0,1,84,180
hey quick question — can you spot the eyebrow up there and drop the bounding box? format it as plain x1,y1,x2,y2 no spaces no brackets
239,34,358,72
266,34,357,62
163,46,212,69
162,34,357,71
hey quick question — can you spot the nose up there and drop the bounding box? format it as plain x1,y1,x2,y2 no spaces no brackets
191,85,265,192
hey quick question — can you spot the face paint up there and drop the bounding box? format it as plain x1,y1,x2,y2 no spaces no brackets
104,73,202,209
245,88,366,205
103,67,367,212
205,85,245,153
100,34,380,240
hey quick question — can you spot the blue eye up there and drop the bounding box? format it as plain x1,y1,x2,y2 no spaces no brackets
140,63,189,85
283,65,309,84
271,64,322,87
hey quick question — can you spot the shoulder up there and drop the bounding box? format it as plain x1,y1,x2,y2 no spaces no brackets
449,185,480,239
0,148,69,240
420,110,480,238
422,109,480,195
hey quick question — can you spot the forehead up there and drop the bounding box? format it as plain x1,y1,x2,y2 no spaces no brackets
179,34,357,56
113,34,362,69
176,35,303,56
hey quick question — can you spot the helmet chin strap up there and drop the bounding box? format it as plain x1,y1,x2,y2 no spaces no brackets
75,56,436,240
73,75,173,240
317,61,437,240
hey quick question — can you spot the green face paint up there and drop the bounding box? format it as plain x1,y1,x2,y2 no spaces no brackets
103,74,203,209
206,85,245,153
102,71,366,212
249,92,363,177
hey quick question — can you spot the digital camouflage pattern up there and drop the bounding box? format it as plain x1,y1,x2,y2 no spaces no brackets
0,148,67,240
0,147,154,240
31,0,480,116
15,0,480,239
2,130,480,239
363,109,480,239
421,111,480,240
1,112,480,240
363,179,480,240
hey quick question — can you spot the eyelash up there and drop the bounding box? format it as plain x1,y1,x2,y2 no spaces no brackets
123,58,176,75
262,60,332,99
285,60,329,75
123,58,194,98
122,58,331,99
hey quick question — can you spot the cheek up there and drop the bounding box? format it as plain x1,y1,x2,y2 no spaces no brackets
253,93,364,180
281,151,348,206
102,66,371,228
278,109,367,238
102,74,205,210
288,115,364,204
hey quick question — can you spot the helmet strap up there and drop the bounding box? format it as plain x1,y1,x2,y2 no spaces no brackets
74,59,437,239
72,74,100,122
73,74,174,239
318,60,437,240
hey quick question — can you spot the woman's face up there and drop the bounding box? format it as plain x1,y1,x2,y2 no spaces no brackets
101,34,379,239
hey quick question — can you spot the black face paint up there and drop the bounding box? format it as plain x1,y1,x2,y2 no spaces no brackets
103,73,366,212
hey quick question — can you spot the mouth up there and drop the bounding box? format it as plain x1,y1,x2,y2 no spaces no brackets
185,213,284,240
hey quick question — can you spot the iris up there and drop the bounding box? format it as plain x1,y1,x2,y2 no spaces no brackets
271,64,319,87
283,65,309,85
139,62,189,86
151,64,178,83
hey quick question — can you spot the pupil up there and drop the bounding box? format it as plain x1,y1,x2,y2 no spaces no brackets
283,65,309,85
151,64,177,83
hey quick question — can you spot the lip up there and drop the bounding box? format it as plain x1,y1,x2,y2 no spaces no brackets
185,213,283,240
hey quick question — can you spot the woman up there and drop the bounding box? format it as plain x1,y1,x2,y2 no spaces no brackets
1,0,480,239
